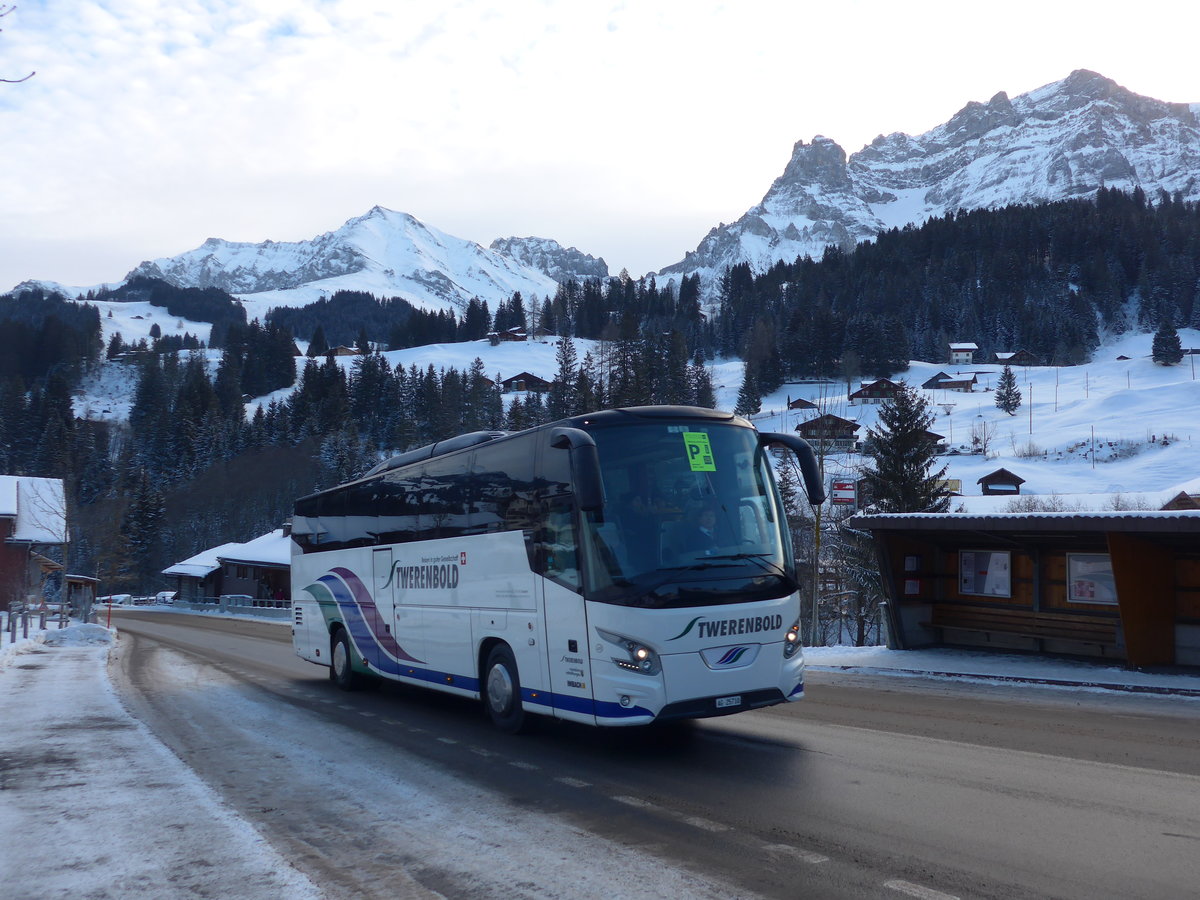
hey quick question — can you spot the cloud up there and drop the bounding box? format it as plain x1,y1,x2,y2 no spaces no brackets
2,0,1199,289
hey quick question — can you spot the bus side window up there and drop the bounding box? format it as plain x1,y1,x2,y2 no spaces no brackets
473,437,540,565
536,498,581,591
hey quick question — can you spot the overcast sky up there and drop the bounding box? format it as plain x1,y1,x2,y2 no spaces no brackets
2,0,1198,293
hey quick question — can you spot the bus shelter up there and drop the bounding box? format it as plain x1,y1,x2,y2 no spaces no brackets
851,511,1200,668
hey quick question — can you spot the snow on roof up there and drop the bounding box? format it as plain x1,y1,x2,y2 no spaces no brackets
852,510,1200,533
217,529,290,567
949,342,979,350
0,475,67,543
162,529,291,578
162,540,247,578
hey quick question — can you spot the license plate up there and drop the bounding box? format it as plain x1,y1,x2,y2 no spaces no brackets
715,695,742,709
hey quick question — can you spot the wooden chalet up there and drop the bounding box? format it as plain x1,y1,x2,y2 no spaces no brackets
848,378,903,405
488,327,528,343
795,414,860,453
500,372,553,393
995,349,1039,366
921,374,979,393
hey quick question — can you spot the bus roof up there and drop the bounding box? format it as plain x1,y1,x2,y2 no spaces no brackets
297,405,748,505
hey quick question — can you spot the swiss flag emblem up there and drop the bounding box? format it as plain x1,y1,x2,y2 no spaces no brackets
460,551,467,566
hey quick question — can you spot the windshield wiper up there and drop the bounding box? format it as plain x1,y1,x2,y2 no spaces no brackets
701,552,798,588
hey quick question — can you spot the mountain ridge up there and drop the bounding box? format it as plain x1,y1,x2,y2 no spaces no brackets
656,70,1200,281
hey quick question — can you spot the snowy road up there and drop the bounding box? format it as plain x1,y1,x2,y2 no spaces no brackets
110,612,1200,899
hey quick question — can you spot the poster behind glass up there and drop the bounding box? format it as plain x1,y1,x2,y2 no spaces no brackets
1068,553,1118,605
959,550,1012,597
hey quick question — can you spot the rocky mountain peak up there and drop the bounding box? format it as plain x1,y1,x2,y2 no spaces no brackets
656,71,1200,284
489,236,609,283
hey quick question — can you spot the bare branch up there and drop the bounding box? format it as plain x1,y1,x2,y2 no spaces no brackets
1,5,35,84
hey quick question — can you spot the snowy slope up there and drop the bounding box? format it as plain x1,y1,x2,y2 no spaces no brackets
740,328,1200,512
659,70,1200,282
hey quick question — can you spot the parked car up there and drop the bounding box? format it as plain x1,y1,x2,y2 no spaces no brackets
154,591,177,605
98,594,133,605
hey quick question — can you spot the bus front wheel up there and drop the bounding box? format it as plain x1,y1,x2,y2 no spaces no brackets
484,644,527,733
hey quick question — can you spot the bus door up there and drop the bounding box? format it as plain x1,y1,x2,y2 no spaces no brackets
537,497,596,723
375,547,425,676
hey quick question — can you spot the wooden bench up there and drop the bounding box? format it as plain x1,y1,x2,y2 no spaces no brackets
927,606,1120,655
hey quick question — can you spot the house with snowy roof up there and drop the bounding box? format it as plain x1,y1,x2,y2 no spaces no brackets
994,349,1039,366
847,378,903,405
948,342,979,365
163,528,292,605
0,475,68,611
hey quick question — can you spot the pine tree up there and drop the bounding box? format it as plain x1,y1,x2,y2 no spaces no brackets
121,468,166,589
994,364,1022,415
547,336,578,420
307,325,329,358
734,364,761,416
861,383,950,513
1151,318,1184,365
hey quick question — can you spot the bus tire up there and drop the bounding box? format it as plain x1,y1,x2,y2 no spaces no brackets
484,644,527,733
331,627,363,691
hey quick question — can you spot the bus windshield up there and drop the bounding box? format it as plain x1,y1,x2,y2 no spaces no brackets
579,422,796,608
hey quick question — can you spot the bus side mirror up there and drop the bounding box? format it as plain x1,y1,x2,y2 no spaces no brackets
759,432,826,505
550,428,606,512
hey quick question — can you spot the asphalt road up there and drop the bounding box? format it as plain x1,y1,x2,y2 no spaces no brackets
111,611,1200,899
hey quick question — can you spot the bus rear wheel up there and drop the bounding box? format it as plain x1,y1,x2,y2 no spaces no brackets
484,644,527,733
330,628,364,691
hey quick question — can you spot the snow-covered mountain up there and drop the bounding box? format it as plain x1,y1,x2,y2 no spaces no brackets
658,70,1200,281
488,236,609,283
125,206,561,314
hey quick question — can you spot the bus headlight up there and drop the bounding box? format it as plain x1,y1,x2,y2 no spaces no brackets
783,622,802,659
596,628,661,676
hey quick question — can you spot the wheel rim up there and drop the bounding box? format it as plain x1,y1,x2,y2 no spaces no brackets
333,639,349,678
487,663,514,714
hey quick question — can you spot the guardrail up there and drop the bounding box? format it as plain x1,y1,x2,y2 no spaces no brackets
172,597,293,621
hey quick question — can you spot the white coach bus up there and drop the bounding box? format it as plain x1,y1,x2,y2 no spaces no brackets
291,405,825,731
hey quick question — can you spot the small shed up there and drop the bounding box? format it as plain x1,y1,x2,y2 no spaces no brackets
978,468,1025,495
786,395,817,411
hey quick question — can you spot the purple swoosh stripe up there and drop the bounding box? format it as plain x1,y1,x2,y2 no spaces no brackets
324,567,423,663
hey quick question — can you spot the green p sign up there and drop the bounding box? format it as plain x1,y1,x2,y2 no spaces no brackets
682,433,716,471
